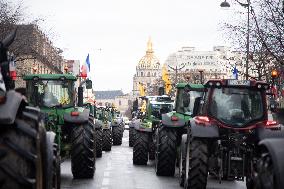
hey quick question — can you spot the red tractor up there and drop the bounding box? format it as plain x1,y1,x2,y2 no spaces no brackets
183,79,280,189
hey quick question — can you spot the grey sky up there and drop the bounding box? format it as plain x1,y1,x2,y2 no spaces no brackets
22,0,234,93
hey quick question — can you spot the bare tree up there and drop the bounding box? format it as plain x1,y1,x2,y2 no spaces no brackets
222,0,283,80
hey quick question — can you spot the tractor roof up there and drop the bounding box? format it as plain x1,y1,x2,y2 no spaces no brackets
204,79,269,90
23,74,77,81
176,83,204,89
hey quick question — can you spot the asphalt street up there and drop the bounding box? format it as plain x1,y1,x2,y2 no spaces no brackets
61,130,246,189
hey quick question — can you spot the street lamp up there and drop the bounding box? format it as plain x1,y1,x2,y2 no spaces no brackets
220,0,250,80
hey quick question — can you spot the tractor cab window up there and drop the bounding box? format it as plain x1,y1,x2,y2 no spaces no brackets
27,80,74,108
209,88,264,127
176,88,203,115
151,103,173,119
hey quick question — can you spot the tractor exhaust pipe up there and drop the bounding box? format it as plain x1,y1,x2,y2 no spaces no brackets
78,86,83,107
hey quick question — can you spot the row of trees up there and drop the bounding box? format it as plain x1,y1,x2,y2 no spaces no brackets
223,0,284,81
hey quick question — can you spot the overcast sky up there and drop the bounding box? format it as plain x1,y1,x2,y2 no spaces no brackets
21,0,235,93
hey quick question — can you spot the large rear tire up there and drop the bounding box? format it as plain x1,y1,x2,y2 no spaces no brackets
129,127,134,147
102,129,112,151
184,137,208,189
71,122,96,179
179,135,187,187
133,130,149,165
0,107,45,189
112,126,122,145
155,128,177,176
95,128,103,157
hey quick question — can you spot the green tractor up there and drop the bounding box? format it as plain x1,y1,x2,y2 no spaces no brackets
133,95,174,165
23,74,96,179
110,108,124,145
155,83,204,178
95,106,112,151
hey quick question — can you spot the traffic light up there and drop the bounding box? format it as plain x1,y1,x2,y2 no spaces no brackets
271,70,278,85
271,70,278,78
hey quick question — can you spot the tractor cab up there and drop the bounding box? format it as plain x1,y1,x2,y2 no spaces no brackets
197,79,278,129
24,74,76,109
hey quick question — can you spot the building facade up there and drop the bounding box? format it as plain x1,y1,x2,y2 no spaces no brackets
132,38,161,96
8,25,64,88
164,46,248,83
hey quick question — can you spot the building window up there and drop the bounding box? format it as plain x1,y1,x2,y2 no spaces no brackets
147,72,150,77
141,72,143,76
119,100,121,106
154,72,156,77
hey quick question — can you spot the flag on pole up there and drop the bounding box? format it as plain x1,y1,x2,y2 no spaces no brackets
80,54,91,78
232,66,238,80
85,54,91,73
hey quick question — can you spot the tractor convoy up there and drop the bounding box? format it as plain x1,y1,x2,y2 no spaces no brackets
1,29,284,189
130,80,284,189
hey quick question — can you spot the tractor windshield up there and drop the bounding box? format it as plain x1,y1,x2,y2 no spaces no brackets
27,80,74,108
176,88,203,115
151,103,173,119
209,88,264,127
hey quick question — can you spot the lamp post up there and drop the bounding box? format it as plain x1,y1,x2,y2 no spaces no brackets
168,64,185,85
220,0,250,80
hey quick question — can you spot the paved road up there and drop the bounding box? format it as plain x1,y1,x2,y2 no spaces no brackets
61,130,246,189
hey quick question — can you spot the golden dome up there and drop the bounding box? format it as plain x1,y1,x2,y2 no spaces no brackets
137,37,160,69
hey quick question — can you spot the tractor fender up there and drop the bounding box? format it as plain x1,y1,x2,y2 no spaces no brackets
64,109,90,124
259,139,284,189
133,119,152,132
0,90,25,124
94,119,103,129
102,121,111,130
189,119,219,138
112,118,123,127
161,113,186,128
129,120,136,128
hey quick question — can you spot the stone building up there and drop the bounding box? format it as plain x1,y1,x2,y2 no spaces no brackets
164,46,241,83
132,38,161,96
7,24,64,88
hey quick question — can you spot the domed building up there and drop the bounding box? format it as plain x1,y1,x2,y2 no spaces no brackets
133,38,161,96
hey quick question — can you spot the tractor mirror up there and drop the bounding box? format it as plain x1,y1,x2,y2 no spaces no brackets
86,79,92,89
182,92,190,107
270,104,277,113
62,81,69,88
192,97,202,117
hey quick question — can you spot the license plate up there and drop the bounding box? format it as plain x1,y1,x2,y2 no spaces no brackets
228,80,250,86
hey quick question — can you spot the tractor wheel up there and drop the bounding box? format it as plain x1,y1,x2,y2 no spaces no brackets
71,122,96,179
252,152,275,189
129,127,135,147
44,132,61,189
95,128,103,157
179,135,187,187
184,137,208,189
149,141,155,160
155,128,177,176
133,130,149,165
0,107,45,189
112,126,122,145
102,129,112,151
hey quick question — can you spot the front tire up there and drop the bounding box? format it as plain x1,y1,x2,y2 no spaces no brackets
129,127,135,147
71,122,96,179
0,107,45,189
102,129,112,151
179,135,187,187
184,137,208,189
133,130,149,165
112,126,122,145
95,128,103,157
155,128,177,176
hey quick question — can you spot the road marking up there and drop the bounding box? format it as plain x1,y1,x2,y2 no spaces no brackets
102,178,110,186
